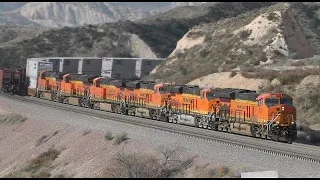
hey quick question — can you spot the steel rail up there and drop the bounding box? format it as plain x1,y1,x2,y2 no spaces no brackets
1,93,320,164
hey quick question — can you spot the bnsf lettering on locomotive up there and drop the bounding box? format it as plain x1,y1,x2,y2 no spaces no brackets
183,98,192,103
237,105,246,109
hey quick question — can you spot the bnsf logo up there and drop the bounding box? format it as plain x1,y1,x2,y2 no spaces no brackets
237,105,246,109
183,98,193,103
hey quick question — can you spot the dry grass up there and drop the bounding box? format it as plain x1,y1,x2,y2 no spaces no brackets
82,129,92,136
193,164,235,178
295,122,320,145
103,145,195,178
35,131,59,147
290,61,306,66
113,132,129,145
6,147,62,178
240,67,320,85
104,131,114,141
238,29,252,39
0,113,27,124
229,71,237,78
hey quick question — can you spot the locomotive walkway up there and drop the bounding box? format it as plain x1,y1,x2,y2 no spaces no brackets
2,93,320,164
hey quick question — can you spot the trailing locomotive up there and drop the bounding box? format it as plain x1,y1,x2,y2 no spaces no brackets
29,70,297,143
0,67,27,95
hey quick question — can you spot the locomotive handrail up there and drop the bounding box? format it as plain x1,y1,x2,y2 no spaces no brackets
267,114,279,132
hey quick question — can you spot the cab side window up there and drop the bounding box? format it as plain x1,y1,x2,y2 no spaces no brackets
258,99,263,106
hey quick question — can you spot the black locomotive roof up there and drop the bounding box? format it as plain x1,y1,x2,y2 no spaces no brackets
140,81,156,90
172,85,201,95
212,88,259,100
125,80,156,90
69,74,99,84
105,79,129,87
45,72,67,79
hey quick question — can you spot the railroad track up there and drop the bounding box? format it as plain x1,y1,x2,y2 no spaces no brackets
1,93,320,164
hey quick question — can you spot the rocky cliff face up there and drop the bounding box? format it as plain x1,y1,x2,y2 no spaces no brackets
148,3,320,84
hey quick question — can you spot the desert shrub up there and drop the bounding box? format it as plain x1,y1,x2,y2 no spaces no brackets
267,39,273,44
186,31,204,39
82,130,92,136
240,68,279,81
28,148,61,171
104,146,194,178
113,132,129,145
193,164,235,178
260,52,268,62
229,71,237,77
10,147,64,178
290,61,305,66
273,49,283,57
104,131,114,141
199,49,210,58
278,73,301,85
0,113,27,124
240,66,255,72
252,59,260,66
204,34,212,42
180,66,188,75
266,12,278,21
238,29,252,39
277,68,319,85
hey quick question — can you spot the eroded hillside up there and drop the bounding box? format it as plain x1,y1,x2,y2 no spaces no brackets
148,3,320,84
0,2,274,67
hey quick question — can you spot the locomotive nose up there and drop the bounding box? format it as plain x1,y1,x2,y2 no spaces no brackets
278,105,295,125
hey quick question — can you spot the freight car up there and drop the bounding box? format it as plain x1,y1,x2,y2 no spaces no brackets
33,71,297,143
0,67,27,95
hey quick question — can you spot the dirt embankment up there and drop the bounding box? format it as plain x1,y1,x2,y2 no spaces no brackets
0,109,236,178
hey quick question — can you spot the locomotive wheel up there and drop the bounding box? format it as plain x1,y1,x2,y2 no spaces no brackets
149,109,157,120
195,118,200,128
286,137,293,144
271,134,279,142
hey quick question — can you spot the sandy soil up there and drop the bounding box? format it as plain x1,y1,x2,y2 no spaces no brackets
187,71,270,91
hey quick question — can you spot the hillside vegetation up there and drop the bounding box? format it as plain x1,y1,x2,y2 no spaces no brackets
147,2,320,84
0,2,274,67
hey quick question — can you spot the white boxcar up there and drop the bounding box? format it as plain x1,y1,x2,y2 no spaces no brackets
135,58,165,78
101,57,137,79
28,77,38,88
78,57,102,75
26,58,53,79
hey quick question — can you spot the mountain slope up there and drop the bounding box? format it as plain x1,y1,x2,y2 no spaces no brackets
0,2,274,67
0,2,213,28
147,2,320,84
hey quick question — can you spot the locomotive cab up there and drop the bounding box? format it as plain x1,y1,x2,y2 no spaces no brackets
257,93,296,125
256,93,297,142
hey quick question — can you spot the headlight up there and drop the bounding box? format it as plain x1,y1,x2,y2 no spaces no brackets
281,106,284,111
291,121,295,124
276,121,280,124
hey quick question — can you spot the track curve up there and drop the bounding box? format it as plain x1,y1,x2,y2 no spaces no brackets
1,92,320,164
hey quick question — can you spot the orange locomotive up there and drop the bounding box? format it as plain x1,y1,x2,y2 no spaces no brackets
196,88,297,143
33,72,297,143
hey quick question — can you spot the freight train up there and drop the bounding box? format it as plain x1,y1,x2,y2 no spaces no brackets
0,67,297,143
0,67,27,94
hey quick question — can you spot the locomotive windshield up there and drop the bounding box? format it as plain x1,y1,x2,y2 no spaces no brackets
265,98,278,107
206,92,216,100
159,87,169,94
280,97,293,106
265,97,293,107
